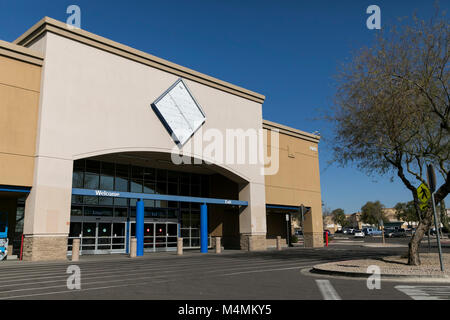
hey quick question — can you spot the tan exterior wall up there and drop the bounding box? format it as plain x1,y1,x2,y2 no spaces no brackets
16,18,267,259
264,121,323,247
0,41,42,187
4,17,325,258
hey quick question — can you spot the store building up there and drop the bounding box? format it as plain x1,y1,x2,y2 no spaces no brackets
0,17,323,261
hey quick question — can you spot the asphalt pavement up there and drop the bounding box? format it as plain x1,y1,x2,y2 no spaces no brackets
0,238,449,300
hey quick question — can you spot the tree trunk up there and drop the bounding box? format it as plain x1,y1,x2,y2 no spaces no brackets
407,207,433,265
406,170,449,265
440,200,449,233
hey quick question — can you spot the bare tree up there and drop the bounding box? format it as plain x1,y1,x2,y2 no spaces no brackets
329,9,449,265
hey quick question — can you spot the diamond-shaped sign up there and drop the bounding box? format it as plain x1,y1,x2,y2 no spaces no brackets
417,183,431,211
151,79,206,146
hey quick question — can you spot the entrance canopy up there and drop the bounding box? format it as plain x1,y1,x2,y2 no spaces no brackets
72,188,247,206
0,185,31,195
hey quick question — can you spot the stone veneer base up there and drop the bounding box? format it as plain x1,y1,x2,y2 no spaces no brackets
22,235,68,261
240,234,267,251
304,232,324,248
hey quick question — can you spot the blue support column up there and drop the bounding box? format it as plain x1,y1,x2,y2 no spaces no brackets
136,199,144,256
200,203,208,253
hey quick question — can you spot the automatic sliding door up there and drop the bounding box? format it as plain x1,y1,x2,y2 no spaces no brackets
167,223,177,248
68,221,126,255
155,223,166,251
144,223,154,251
129,221,179,252
112,223,126,252
97,223,112,250
81,222,96,253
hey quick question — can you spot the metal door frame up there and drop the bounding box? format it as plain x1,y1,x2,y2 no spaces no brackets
68,219,127,255
129,220,179,252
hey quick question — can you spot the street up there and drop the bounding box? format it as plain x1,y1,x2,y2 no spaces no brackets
1,239,449,300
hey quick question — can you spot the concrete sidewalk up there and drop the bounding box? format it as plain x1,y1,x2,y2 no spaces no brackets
312,253,450,282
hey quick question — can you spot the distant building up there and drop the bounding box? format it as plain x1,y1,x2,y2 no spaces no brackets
344,212,363,229
323,215,337,233
382,208,417,229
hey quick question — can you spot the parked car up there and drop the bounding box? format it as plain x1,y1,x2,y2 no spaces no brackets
363,227,383,236
295,230,303,236
392,228,407,238
342,228,351,234
384,228,396,238
354,230,365,238
344,228,355,235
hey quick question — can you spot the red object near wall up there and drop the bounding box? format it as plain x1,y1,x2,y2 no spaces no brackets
20,234,24,260
325,232,328,247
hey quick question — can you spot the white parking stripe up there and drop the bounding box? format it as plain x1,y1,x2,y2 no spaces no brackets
223,266,306,276
0,278,174,300
0,259,316,285
0,260,321,289
0,258,321,284
0,273,180,296
0,259,324,297
395,286,450,300
315,280,341,300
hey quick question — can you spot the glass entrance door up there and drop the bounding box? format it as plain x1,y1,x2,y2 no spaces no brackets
155,223,166,250
144,223,154,251
167,223,178,249
98,223,112,250
68,221,127,255
82,222,96,253
129,221,179,252
112,223,126,251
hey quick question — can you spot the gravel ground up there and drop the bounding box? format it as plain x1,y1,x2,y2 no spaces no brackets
363,243,407,248
314,253,450,277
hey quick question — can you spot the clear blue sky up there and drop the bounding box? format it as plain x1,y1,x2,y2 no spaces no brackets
1,0,448,213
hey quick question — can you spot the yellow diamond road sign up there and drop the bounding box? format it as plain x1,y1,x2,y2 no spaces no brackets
417,183,431,210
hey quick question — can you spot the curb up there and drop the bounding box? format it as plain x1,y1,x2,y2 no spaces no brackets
311,265,450,280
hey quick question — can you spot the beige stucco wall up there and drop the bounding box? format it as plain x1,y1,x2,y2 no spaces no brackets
22,27,267,247
264,123,323,246
0,45,42,187
9,17,325,256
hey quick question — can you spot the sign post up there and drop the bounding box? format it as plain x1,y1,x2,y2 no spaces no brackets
285,214,290,247
417,183,433,253
380,219,385,245
427,164,444,272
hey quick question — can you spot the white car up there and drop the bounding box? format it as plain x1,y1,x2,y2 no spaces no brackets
354,230,365,238
343,228,354,234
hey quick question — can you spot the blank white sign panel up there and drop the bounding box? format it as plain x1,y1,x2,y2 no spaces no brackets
152,79,206,146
